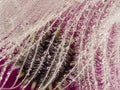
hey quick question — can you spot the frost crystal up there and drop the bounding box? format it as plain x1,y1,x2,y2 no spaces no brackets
0,0,120,90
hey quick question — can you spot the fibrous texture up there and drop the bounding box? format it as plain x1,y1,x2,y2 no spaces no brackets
0,0,120,90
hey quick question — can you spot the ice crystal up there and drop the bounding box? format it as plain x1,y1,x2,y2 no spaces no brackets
0,0,120,90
